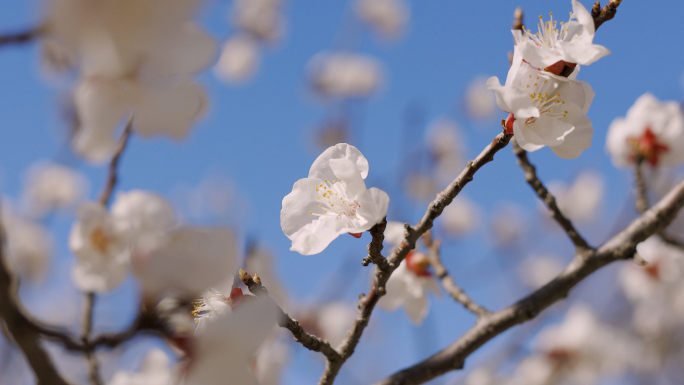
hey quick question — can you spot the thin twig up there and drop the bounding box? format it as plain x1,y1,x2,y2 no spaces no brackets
99,115,133,207
362,218,389,271
423,234,489,318
0,27,42,46
634,158,650,213
239,269,341,361
81,293,102,385
375,177,684,385
318,131,514,385
512,140,590,250
592,0,622,31
0,204,70,385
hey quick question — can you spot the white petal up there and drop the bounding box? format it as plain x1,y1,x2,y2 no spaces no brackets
309,143,369,180
329,158,367,198
384,221,406,247
288,216,341,255
214,35,260,83
280,178,325,238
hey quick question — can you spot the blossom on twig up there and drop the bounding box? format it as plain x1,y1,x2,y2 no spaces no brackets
281,143,389,255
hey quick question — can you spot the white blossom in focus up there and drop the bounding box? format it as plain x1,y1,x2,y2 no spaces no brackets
606,93,684,168
378,221,441,324
487,47,594,159
215,35,260,83
440,196,481,237
281,143,389,255
513,0,610,73
69,202,131,292
355,0,409,38
2,208,52,282
132,226,239,299
109,349,172,385
308,52,383,99
23,161,87,216
465,76,498,119
547,170,604,223
183,298,278,385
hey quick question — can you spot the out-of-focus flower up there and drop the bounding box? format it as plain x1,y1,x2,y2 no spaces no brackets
441,196,481,237
317,302,356,347
254,339,290,385
518,254,564,288
378,221,441,324
487,47,594,159
69,202,130,292
606,93,684,168
426,118,465,186
109,349,172,385
403,172,436,202
308,52,383,99
465,76,498,119
23,161,87,216
2,207,52,281
490,203,528,246
513,0,610,74
111,190,176,253
548,170,604,223
231,0,284,42
619,237,683,303
132,226,239,300
281,143,389,255
355,0,409,38
215,35,260,83
183,298,278,385
245,245,288,306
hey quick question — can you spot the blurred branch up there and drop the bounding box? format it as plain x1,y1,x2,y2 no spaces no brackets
634,158,650,213
375,177,684,385
318,131,514,385
0,205,70,385
592,0,622,31
362,218,389,271
81,293,102,385
423,233,490,318
98,115,133,207
239,269,341,361
512,140,590,250
0,27,42,46
512,7,524,31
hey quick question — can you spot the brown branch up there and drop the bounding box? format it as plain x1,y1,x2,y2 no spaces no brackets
592,0,622,31
512,7,524,31
239,269,341,361
374,177,684,385
0,206,70,385
98,115,133,207
0,27,42,46
80,293,102,385
362,218,389,271
634,158,650,213
423,234,490,318
512,140,590,250
317,131,514,385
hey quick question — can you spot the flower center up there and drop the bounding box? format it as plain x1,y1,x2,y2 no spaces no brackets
522,12,573,50
406,251,432,277
523,73,568,125
90,227,110,254
309,179,361,218
627,127,669,167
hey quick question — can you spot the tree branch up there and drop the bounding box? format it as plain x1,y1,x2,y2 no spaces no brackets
80,293,102,385
375,177,684,385
362,218,389,271
423,234,490,318
592,0,622,31
98,115,133,207
512,141,590,250
634,158,649,213
0,27,42,46
0,205,70,385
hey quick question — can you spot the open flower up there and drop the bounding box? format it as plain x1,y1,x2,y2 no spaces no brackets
378,221,441,324
355,0,409,38
308,52,383,99
487,47,594,159
606,93,684,168
513,0,610,74
281,143,389,255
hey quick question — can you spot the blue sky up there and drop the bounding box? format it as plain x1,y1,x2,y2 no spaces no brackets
0,0,683,384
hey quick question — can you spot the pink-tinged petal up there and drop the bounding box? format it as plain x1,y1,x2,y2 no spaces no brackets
288,216,340,255
280,178,325,238
309,143,369,180
132,81,208,139
550,116,593,159
329,158,367,197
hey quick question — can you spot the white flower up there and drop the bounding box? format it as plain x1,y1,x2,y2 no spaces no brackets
281,143,389,255
215,35,260,83
425,118,465,186
317,302,356,347
440,196,481,237
513,0,610,73
231,0,284,42
73,76,208,163
23,161,87,216
606,93,684,168
547,170,604,223
109,349,172,385
254,339,290,385
111,190,176,252
518,254,564,288
465,76,498,119
245,245,288,307
354,0,409,38
487,47,594,159
619,237,683,303
183,298,278,385
490,203,528,245
378,221,441,324
308,52,383,99
2,208,52,282
131,226,239,299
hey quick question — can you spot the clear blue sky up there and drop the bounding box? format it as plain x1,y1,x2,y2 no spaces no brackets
0,0,683,384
